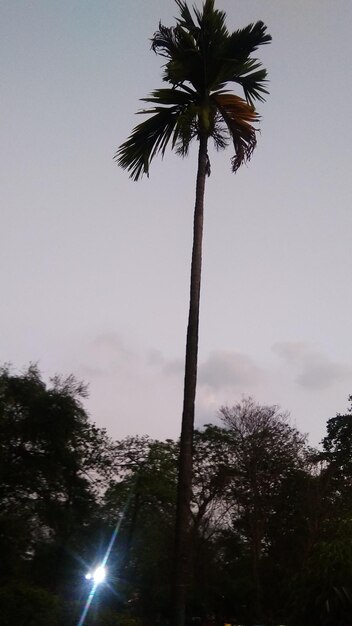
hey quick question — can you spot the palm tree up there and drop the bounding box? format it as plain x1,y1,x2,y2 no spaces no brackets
115,2,271,624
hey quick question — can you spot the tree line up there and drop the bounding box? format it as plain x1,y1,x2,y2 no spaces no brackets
1,364,352,625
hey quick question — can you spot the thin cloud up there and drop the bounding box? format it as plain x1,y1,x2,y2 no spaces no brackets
71,334,183,440
198,350,263,391
92,333,135,361
154,349,263,393
146,349,165,367
163,358,184,376
273,342,352,390
77,332,137,380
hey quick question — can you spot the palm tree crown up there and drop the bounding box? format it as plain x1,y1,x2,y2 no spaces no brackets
115,0,271,180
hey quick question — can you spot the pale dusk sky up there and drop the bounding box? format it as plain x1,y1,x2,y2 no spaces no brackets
1,0,352,446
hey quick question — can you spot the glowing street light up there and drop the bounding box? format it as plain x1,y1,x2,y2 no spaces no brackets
84,565,106,585
93,565,106,584
78,505,125,626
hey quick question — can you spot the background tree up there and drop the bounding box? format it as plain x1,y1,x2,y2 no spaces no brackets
8,361,351,625
218,397,310,623
321,401,352,515
115,3,271,623
0,364,114,620
287,400,352,626
102,436,178,624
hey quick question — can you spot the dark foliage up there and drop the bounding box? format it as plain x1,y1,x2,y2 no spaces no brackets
2,363,352,625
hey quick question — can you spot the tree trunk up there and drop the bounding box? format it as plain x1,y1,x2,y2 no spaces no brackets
172,132,208,626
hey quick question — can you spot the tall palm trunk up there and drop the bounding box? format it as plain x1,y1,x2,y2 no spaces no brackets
173,131,208,626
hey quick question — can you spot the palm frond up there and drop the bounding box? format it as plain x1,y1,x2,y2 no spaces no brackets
173,104,199,157
151,23,182,59
212,93,259,173
226,21,272,60
142,88,199,156
209,58,266,97
211,112,229,151
152,22,201,88
115,88,198,180
115,107,179,181
175,0,198,34
142,87,197,107
194,0,228,40
236,68,269,105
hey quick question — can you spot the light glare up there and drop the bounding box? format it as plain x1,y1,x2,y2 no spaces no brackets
93,565,106,584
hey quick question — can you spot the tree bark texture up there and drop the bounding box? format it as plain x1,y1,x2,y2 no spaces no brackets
172,132,208,626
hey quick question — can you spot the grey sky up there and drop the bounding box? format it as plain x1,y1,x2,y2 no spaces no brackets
1,1,352,445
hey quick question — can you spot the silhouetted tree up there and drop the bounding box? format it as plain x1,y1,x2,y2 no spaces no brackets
116,3,271,622
0,364,113,596
219,397,309,622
